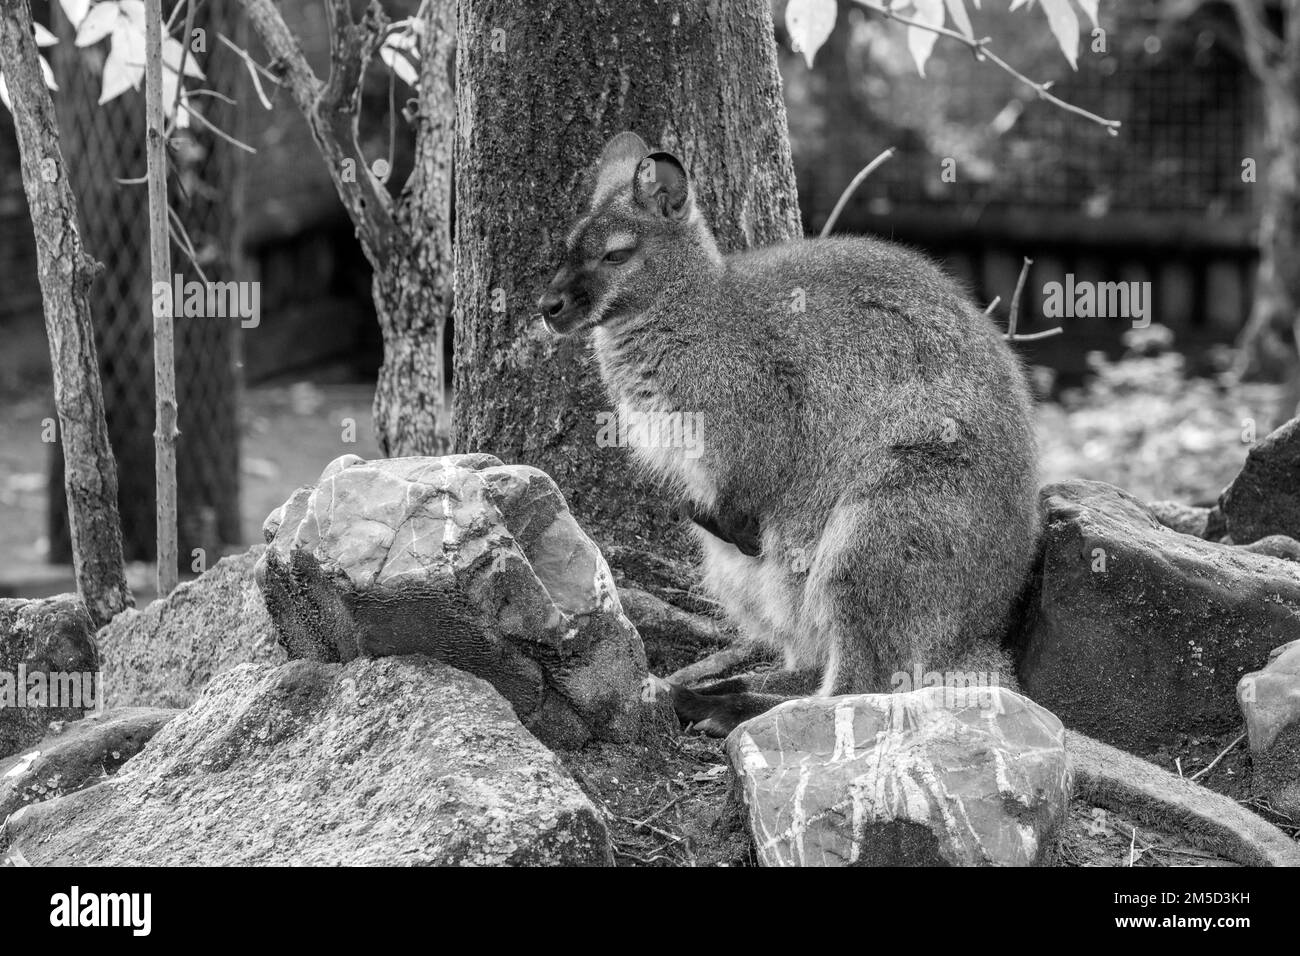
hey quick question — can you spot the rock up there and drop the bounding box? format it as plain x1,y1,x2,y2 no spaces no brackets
1068,730,1300,866
1146,499,1212,538
1238,641,1300,818
255,454,650,748
1236,535,1300,562
0,707,178,821
1,657,613,866
1219,416,1300,545
1017,480,1300,753
97,546,283,709
725,686,1070,866
0,596,99,761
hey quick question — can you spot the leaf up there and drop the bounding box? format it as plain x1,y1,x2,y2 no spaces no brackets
379,45,419,87
1076,0,1100,29
785,0,837,68
112,17,145,70
99,24,144,104
1039,0,1080,69
59,0,91,27
0,75,9,112
75,1,119,47
906,0,945,76
33,23,59,47
40,55,58,92
943,0,974,41
163,36,205,80
119,0,145,33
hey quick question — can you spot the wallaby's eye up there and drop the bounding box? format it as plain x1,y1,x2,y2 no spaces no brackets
603,247,635,265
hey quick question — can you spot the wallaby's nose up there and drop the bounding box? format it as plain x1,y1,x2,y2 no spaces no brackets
537,290,569,318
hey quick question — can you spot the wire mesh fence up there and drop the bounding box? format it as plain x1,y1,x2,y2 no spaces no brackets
810,1,1260,222
46,0,244,571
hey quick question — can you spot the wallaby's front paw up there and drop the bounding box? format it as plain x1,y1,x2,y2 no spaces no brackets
679,503,762,557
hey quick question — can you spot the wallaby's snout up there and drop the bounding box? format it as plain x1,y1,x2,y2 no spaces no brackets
537,270,583,335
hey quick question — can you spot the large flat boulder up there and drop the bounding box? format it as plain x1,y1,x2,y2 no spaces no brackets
1017,480,1300,752
0,596,99,761
255,454,650,748
725,686,1070,866
96,546,283,709
1,656,612,866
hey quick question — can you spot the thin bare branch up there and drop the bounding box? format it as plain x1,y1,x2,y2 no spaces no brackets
1006,257,1032,339
184,87,238,106
1000,256,1062,342
1008,327,1064,341
178,99,258,153
167,205,211,284
233,0,396,263
1227,0,1285,87
820,147,896,238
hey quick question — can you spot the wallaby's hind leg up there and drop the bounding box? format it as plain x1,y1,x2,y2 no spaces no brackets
670,485,1029,735
812,491,1021,697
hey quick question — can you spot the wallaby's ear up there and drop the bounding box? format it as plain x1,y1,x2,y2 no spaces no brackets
588,131,650,210
633,152,691,221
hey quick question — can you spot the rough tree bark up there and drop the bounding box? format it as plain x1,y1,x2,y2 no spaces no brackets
236,0,453,455
1231,0,1300,396
453,0,802,556
0,0,133,626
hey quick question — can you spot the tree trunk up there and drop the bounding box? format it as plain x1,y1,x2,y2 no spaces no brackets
453,0,801,556
373,0,455,457
1235,71,1300,389
0,0,132,626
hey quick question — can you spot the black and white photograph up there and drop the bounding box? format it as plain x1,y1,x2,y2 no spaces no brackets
0,0,1297,916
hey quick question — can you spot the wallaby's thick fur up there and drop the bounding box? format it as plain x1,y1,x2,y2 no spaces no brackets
539,132,1040,735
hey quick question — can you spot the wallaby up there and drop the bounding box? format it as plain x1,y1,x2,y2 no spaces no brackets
538,132,1040,736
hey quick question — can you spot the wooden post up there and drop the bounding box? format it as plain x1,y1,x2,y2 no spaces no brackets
0,0,133,627
145,0,178,595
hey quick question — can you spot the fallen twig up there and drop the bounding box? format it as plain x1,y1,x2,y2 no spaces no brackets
1189,733,1245,783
